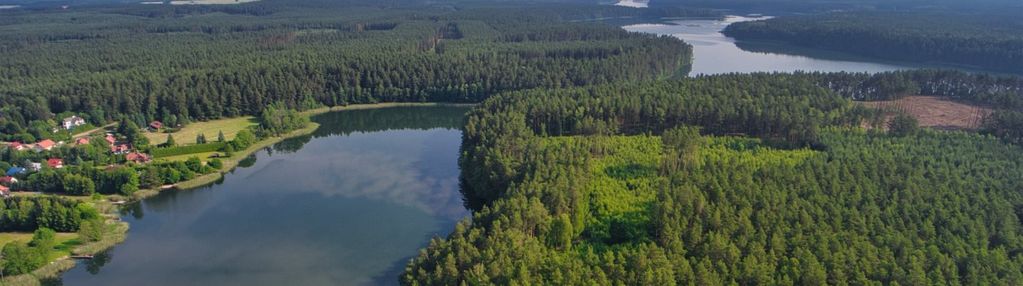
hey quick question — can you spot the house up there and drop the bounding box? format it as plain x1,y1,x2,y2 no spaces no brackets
33,139,56,152
75,137,91,146
5,167,25,176
62,116,86,130
125,152,152,164
0,185,10,198
28,162,42,172
111,144,131,154
149,121,163,131
47,158,64,169
0,176,17,185
105,134,116,145
9,142,27,151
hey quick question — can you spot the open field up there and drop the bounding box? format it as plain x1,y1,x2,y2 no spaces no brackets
861,96,992,130
158,151,223,163
145,116,257,146
0,232,81,258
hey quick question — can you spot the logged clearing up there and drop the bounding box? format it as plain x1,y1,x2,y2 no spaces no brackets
145,116,257,146
861,96,992,130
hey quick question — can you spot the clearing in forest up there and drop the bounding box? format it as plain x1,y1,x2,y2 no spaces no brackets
145,116,258,146
860,96,992,130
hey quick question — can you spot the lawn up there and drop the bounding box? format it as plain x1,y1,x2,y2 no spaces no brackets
0,232,81,258
145,116,257,146
158,151,224,163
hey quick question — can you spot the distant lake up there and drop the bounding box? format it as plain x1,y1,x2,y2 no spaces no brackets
60,106,471,286
623,16,920,75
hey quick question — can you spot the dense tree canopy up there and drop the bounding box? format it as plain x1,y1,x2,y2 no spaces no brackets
0,0,708,142
723,11,1023,74
403,74,1023,285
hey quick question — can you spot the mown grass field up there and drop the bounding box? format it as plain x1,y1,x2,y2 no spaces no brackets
158,151,224,163
145,116,257,146
0,232,81,259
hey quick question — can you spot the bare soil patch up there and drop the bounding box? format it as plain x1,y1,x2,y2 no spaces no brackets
860,96,992,130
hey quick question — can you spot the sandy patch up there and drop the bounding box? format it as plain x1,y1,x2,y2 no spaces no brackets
861,96,992,130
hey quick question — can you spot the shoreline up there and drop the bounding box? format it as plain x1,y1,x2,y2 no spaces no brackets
131,102,473,199
0,102,472,285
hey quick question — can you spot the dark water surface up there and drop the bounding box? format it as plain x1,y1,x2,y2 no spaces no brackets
60,106,471,286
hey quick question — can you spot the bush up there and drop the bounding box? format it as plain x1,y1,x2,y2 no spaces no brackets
1,243,46,276
208,158,224,169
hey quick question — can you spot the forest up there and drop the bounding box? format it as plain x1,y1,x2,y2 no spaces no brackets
0,0,711,142
402,74,1023,285
723,11,1023,74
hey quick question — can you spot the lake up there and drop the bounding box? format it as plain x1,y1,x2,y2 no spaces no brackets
59,106,471,286
622,16,920,75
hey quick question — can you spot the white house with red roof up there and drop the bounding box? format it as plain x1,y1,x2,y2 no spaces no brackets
9,142,27,151
0,176,17,185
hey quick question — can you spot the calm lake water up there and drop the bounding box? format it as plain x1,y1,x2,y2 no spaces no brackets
623,16,919,75
60,106,471,286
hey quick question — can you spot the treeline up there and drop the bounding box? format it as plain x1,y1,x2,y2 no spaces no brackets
402,74,1023,285
0,196,98,232
0,1,697,142
723,11,1023,73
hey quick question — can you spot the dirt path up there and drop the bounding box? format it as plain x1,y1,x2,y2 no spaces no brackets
73,122,117,139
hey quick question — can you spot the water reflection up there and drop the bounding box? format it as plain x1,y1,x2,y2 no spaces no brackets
60,106,471,286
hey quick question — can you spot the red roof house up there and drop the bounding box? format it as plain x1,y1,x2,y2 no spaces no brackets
0,176,17,185
149,121,164,130
105,134,116,145
126,152,152,164
75,137,91,145
47,158,64,169
0,185,9,197
111,144,131,154
9,142,26,151
33,139,56,152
